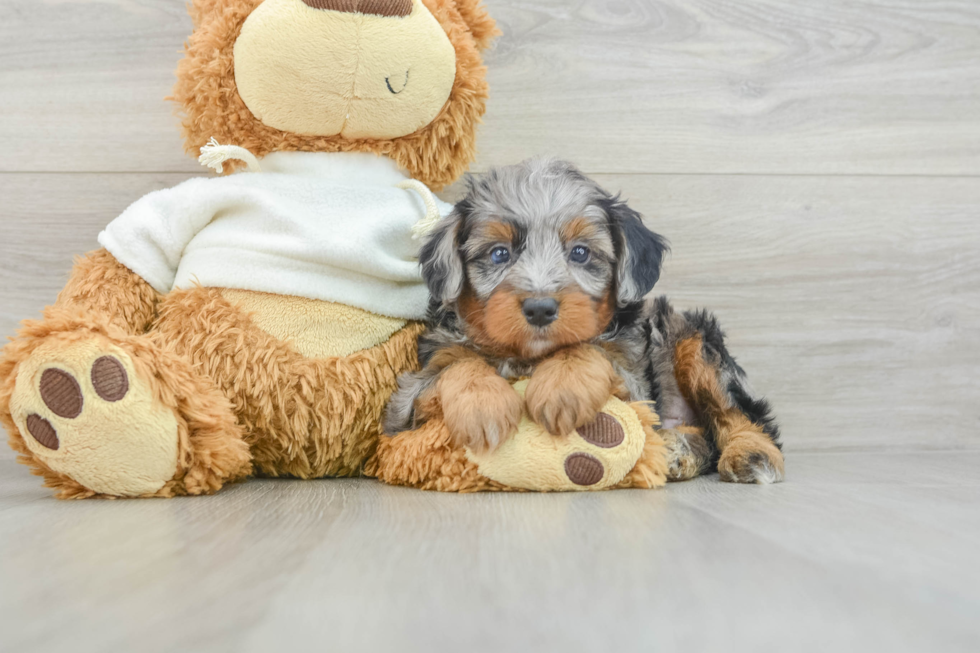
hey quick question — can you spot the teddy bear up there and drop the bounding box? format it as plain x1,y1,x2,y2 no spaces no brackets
0,0,500,499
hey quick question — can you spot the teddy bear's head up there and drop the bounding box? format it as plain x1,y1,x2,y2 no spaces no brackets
173,0,497,189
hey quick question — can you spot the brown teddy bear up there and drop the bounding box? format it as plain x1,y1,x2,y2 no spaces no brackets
0,0,498,499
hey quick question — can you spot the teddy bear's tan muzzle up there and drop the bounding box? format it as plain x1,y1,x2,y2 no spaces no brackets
235,0,456,140
301,0,412,17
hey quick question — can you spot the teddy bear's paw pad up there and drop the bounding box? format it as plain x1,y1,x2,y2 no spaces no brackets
564,452,605,486
561,414,627,485
10,339,180,497
577,413,625,449
25,414,59,450
37,368,84,419
35,356,128,424
91,356,130,401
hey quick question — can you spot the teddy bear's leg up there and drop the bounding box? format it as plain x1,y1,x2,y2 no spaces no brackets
1,317,252,499
0,251,252,498
368,416,509,493
612,402,669,490
153,287,425,480
374,380,667,493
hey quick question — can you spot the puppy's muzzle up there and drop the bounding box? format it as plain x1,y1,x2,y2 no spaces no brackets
522,297,559,327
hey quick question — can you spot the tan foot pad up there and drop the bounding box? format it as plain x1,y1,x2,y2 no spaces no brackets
464,381,647,491
10,337,179,497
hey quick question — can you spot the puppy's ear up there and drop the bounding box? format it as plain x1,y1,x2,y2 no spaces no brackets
419,209,466,306
604,196,670,305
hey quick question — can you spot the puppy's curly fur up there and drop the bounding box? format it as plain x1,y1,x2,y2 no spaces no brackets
385,158,784,483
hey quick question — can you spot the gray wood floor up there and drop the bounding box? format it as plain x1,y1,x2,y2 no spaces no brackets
2,452,978,653
1,1,978,651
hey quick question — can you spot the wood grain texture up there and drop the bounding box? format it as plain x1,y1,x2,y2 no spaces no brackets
0,453,978,653
482,0,980,174
3,172,977,451
0,0,195,173
0,173,199,329
593,174,980,453
1,2,978,652
1,0,979,174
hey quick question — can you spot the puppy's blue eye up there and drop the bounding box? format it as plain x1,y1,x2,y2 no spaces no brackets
490,247,511,265
570,245,591,263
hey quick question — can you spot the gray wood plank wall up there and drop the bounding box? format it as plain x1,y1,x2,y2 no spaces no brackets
1,0,978,453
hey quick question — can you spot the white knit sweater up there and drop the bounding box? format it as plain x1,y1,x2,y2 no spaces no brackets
98,151,452,320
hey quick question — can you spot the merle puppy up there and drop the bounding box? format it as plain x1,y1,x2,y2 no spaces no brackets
385,159,784,483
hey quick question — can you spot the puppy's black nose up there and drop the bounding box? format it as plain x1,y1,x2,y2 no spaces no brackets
522,298,559,327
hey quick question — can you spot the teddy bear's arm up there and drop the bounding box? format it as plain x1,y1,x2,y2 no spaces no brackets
53,248,161,334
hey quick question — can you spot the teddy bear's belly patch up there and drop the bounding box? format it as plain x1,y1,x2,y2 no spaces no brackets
221,289,406,359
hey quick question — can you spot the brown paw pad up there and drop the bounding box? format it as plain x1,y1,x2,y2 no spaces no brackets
26,414,59,450
91,356,129,402
39,368,83,418
577,413,625,448
564,452,604,486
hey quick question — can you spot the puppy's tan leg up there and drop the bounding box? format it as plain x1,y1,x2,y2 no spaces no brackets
436,357,523,453
525,344,622,436
674,336,784,484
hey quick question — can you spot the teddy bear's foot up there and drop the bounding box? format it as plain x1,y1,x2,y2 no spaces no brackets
8,336,179,497
4,327,251,498
372,399,667,492
369,382,668,493
461,386,665,492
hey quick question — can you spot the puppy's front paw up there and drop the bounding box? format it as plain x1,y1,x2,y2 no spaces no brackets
440,369,523,453
525,348,615,436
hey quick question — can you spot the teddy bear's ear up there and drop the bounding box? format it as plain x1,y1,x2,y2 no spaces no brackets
187,0,222,27
452,0,500,51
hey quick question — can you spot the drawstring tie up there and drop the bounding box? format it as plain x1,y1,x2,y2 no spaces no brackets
198,138,263,174
396,180,442,240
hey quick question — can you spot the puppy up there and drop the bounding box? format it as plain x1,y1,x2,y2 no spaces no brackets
385,158,784,484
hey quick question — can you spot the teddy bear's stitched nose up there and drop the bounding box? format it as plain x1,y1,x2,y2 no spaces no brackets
302,0,412,17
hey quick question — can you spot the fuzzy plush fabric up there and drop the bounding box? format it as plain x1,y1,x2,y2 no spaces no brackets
174,0,497,190
0,304,253,500
220,289,407,358
153,286,425,479
367,382,668,492
465,382,657,491
9,334,181,496
234,0,457,139
1,251,425,497
99,152,452,320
